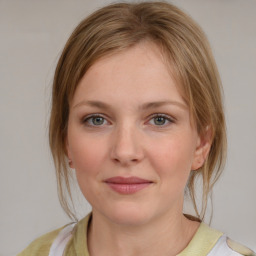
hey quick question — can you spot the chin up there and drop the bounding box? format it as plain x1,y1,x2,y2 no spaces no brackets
99,202,154,227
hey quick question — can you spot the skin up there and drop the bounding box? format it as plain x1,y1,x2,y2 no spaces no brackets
66,42,211,256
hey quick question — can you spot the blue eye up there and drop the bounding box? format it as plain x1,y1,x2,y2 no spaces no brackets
82,113,174,127
149,114,173,126
83,115,106,126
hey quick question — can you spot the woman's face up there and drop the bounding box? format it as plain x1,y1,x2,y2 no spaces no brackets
67,42,205,226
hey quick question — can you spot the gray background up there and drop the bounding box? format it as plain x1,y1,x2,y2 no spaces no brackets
0,0,255,255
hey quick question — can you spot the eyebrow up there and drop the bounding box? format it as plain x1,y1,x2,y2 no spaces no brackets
73,100,187,110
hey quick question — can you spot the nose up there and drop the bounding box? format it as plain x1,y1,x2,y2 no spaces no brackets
110,123,144,166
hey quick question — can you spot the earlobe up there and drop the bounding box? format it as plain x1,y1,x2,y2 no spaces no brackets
66,138,74,169
68,158,74,169
191,126,212,171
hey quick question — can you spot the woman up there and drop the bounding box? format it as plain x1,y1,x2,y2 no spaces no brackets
18,2,255,256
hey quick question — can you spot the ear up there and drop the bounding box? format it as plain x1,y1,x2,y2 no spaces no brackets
191,126,212,171
65,138,74,169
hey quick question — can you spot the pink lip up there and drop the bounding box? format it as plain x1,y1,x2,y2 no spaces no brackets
104,176,153,194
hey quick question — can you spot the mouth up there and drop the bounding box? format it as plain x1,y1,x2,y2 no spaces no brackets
104,176,153,195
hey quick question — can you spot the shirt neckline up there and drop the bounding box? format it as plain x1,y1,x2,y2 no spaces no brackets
73,213,223,256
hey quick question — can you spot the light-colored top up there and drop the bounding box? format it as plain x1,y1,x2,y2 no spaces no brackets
17,213,255,256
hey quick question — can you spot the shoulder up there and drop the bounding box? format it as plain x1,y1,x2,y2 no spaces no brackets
17,225,66,256
16,214,91,256
226,237,255,256
178,222,255,256
208,234,256,256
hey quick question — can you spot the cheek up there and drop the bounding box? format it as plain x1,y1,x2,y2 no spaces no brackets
149,136,195,181
148,139,194,201
69,134,108,200
68,131,107,179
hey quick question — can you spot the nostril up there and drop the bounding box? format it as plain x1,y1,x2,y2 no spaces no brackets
112,157,139,165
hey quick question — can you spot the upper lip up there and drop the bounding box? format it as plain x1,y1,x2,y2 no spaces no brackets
104,176,152,184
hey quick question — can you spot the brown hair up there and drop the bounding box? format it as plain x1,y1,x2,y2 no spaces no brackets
49,1,226,220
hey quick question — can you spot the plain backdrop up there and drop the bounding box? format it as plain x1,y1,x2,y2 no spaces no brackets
0,0,255,255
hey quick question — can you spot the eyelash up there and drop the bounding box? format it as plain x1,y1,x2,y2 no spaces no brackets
82,113,174,127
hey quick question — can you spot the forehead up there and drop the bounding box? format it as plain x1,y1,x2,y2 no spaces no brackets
71,42,187,108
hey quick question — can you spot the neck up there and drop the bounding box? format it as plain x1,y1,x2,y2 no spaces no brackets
87,210,200,256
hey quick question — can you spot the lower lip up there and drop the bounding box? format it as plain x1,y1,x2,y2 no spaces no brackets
106,183,151,194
